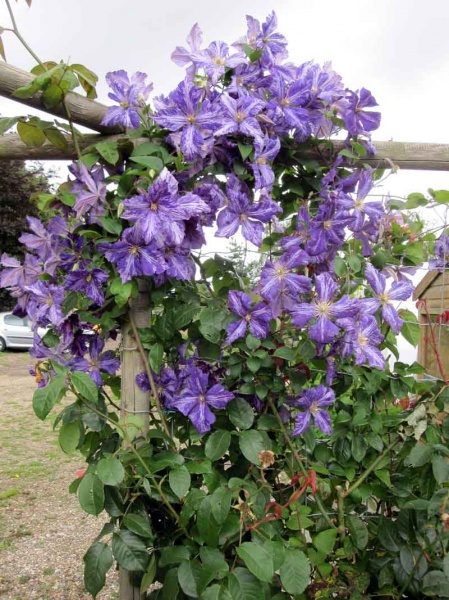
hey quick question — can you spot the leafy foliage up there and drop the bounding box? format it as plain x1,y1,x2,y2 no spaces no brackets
2,7,449,600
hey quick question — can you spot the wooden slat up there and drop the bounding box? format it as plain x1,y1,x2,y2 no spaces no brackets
0,132,128,160
0,62,123,135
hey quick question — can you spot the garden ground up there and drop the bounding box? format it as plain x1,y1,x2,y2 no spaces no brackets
0,350,118,600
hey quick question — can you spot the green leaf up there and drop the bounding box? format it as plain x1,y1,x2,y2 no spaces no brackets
71,371,98,403
313,529,337,556
205,430,231,461
375,469,391,487
129,155,164,171
41,83,63,109
399,309,421,346
279,548,310,595
334,256,347,276
112,530,149,571
210,486,232,525
236,542,274,583
44,126,67,150
199,308,227,343
238,430,266,465
228,398,254,430
33,374,67,420
347,514,369,550
178,560,201,598
432,455,449,484
228,567,265,600
98,216,123,235
245,334,260,350
123,513,153,539
400,546,428,577
149,342,164,374
406,192,428,209
408,443,434,467
173,305,200,329
272,346,296,361
378,520,399,552
237,142,253,161
58,422,80,454
197,497,220,547
97,457,125,486
96,141,119,165
17,120,46,148
351,434,367,462
199,547,229,578
83,542,113,599
169,465,191,500
0,116,20,135
78,472,105,515
434,190,449,204
246,357,261,373
141,554,157,594
159,546,190,567
71,63,98,84
348,254,362,273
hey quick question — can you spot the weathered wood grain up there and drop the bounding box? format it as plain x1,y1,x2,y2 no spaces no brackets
0,62,123,134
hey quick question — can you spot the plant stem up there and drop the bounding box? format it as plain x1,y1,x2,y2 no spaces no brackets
345,436,400,497
5,0,44,67
129,313,174,445
267,397,336,530
336,486,346,540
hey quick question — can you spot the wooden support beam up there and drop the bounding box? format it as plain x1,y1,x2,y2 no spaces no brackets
1,130,449,172
0,62,123,135
1,62,449,170
0,132,126,160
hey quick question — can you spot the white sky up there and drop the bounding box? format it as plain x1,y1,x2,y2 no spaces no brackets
1,0,449,363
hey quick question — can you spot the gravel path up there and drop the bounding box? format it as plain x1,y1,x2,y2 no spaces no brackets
0,351,119,600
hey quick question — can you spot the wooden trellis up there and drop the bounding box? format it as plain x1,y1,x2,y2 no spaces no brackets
1,60,449,599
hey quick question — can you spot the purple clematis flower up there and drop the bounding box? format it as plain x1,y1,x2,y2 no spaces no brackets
259,253,311,317
344,88,381,137
72,163,107,219
215,175,280,246
292,384,335,436
172,368,234,434
214,95,265,143
153,80,221,161
290,272,358,344
65,267,108,306
71,336,120,387
190,40,246,84
101,70,153,129
226,291,272,343
122,168,209,246
0,252,41,291
340,314,385,369
349,170,384,233
252,136,281,191
25,281,66,327
19,216,56,262
100,226,166,283
364,264,414,333
429,234,449,271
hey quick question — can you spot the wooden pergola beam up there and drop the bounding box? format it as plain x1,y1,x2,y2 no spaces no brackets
1,132,449,172
0,62,123,135
1,62,449,171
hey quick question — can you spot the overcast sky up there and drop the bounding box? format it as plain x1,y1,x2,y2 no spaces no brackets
1,0,448,362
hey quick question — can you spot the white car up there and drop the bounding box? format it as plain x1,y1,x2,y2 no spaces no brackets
0,312,44,352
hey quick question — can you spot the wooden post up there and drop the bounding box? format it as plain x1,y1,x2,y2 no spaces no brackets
120,281,151,600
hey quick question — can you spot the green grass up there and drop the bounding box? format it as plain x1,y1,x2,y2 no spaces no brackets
0,488,19,501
